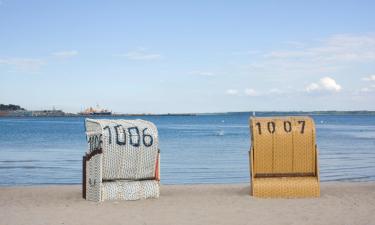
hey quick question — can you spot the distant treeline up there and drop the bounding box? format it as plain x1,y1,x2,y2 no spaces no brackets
221,111,375,116
111,111,375,116
0,104,25,111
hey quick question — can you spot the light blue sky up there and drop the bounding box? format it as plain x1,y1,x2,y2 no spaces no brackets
1,1,375,113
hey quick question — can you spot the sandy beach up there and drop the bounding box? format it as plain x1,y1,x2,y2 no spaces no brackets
0,182,374,225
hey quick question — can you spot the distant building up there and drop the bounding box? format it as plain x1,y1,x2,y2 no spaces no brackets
79,105,112,116
12,110,33,116
0,110,32,117
31,109,65,117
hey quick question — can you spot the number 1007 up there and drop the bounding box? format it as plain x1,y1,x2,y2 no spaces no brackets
254,120,306,135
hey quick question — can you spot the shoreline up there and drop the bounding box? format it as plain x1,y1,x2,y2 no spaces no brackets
1,182,374,225
0,179,374,188
2,110,375,118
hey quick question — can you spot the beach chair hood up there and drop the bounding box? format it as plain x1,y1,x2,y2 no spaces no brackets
249,116,320,198
83,119,160,201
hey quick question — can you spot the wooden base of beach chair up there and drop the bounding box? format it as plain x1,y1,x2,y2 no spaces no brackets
252,177,320,198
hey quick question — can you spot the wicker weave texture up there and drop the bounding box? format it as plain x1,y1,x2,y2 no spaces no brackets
253,177,320,198
86,154,102,201
86,119,159,180
84,119,160,202
249,116,320,198
102,180,160,201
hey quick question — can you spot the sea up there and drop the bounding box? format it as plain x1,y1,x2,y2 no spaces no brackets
0,113,374,186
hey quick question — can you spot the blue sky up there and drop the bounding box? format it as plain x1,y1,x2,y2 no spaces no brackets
0,1,375,113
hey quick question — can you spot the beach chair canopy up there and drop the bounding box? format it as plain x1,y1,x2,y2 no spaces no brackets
249,116,320,198
83,119,160,201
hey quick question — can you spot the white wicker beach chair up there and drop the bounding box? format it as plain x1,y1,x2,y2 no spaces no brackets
82,119,160,201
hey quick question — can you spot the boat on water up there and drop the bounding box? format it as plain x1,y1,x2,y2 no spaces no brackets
79,105,112,116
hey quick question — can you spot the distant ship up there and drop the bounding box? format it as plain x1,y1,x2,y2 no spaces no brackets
79,105,112,116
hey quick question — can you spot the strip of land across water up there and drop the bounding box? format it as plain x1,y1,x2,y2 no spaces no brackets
2,103,375,116
2,109,375,117
1,182,374,225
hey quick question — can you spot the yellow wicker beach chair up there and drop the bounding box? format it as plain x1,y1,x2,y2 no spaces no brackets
83,119,160,201
249,116,320,198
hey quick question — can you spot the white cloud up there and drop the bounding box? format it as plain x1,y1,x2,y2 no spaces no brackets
266,34,375,63
251,34,375,76
360,87,372,92
305,83,320,92
117,49,162,60
226,88,261,96
362,75,375,81
359,80,375,93
0,57,46,72
305,77,342,92
189,71,214,77
265,51,313,58
52,50,79,58
232,50,260,55
244,88,259,96
325,34,375,49
320,77,342,91
225,89,239,96
284,41,306,48
226,88,288,97
268,88,284,94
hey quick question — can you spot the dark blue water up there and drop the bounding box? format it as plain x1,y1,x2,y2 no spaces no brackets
0,113,374,186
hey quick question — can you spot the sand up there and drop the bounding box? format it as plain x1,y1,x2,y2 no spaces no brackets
0,182,374,225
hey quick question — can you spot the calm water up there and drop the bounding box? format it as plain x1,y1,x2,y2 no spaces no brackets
0,113,374,186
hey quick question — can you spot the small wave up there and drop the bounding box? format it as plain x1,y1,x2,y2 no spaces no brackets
0,166,66,169
0,160,40,163
216,130,225,136
321,175,375,182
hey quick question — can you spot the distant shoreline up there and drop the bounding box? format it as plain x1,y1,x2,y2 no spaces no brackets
1,110,375,117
